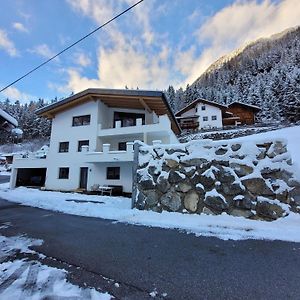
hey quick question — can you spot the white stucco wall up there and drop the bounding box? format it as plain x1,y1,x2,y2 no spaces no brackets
44,100,99,191
196,102,223,129
89,162,133,193
11,98,178,193
180,108,196,117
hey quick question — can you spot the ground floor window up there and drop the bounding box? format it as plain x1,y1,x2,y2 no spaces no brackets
118,142,127,151
58,167,69,179
106,167,120,180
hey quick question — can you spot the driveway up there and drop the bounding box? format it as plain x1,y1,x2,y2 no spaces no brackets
0,198,300,299
0,175,10,184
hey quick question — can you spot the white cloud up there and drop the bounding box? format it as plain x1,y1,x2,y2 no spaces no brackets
29,44,56,59
74,52,91,67
62,0,174,92
0,29,18,57
178,0,300,86
0,86,35,103
64,41,173,92
12,22,28,33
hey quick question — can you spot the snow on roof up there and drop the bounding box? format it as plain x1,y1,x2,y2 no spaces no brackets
228,101,261,111
0,108,18,127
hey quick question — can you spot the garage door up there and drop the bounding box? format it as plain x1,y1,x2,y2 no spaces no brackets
16,168,47,187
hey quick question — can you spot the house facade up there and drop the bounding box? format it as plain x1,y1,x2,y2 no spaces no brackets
175,99,227,130
227,101,260,125
10,89,180,194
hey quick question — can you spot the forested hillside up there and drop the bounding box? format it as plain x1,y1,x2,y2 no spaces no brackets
0,98,52,143
0,27,299,145
166,26,300,123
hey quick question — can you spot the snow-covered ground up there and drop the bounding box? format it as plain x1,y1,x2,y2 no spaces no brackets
0,182,300,242
234,125,300,172
0,125,299,243
0,233,111,299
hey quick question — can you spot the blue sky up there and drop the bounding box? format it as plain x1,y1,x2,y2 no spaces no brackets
0,0,299,103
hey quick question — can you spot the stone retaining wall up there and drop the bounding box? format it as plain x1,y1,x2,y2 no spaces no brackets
133,139,300,221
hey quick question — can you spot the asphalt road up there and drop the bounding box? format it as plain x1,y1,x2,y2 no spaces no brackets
0,197,300,299
0,175,10,184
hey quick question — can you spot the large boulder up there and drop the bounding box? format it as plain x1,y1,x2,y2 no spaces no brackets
156,176,170,193
161,191,182,212
165,159,179,169
184,191,199,212
176,182,192,193
256,200,286,220
241,177,274,196
190,173,215,188
139,178,155,190
204,191,229,211
229,208,254,218
143,190,161,207
168,170,186,184
220,182,245,196
230,163,253,177
266,141,287,158
233,194,255,210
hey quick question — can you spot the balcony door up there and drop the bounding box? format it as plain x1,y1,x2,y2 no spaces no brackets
113,112,145,128
79,167,88,189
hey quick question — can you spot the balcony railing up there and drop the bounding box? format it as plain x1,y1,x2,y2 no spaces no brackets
180,121,199,129
97,115,171,137
84,142,135,163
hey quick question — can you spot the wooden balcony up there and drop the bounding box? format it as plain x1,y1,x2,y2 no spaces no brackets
179,121,199,130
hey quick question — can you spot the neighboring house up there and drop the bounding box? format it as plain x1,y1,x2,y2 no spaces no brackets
10,89,180,194
175,99,227,130
227,101,260,125
0,108,18,131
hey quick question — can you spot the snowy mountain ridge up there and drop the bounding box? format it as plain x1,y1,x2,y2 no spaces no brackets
204,26,299,75
166,26,300,123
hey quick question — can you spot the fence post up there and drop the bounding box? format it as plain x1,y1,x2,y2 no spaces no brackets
131,142,140,209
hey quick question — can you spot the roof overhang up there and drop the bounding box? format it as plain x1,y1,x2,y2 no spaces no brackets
36,88,181,135
228,101,261,111
0,108,18,127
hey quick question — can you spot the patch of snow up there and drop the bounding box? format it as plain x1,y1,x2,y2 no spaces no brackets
1,186,300,242
0,235,111,300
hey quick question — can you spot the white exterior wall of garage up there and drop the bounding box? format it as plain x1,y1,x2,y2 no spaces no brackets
10,96,178,193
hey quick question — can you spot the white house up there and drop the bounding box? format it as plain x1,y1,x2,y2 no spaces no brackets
175,99,227,130
10,89,180,195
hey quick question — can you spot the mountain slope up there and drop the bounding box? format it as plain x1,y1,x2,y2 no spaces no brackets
169,26,300,123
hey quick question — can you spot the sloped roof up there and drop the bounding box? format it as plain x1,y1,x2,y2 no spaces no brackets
0,108,18,127
36,88,181,134
228,101,261,111
175,98,227,116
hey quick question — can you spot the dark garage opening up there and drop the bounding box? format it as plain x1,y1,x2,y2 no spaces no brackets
16,168,47,187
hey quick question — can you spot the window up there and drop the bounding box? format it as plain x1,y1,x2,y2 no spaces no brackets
113,112,145,127
203,116,208,121
78,140,89,152
212,115,217,121
106,167,120,180
118,142,127,151
201,105,206,111
59,142,69,153
72,115,91,126
58,167,69,179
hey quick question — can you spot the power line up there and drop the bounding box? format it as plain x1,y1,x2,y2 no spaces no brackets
0,0,144,93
